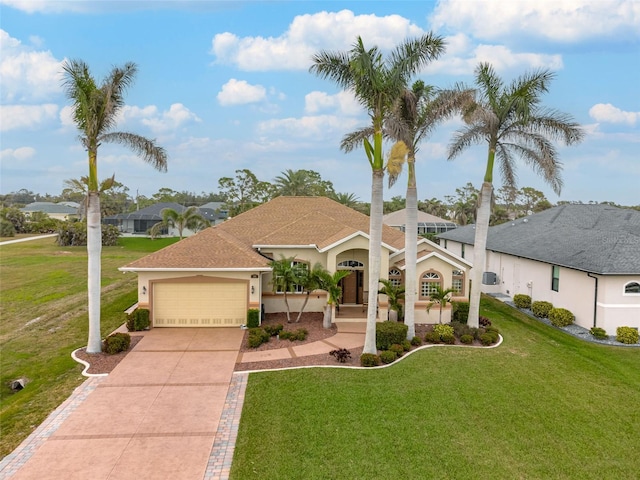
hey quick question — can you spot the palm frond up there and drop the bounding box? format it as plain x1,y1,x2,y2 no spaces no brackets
101,132,168,172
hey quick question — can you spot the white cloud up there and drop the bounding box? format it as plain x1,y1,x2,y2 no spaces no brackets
257,115,360,140
430,0,640,43
0,0,107,13
211,9,426,71
304,91,361,116
0,104,58,131
217,79,267,106
0,30,63,102
0,146,36,162
589,103,639,126
117,103,200,133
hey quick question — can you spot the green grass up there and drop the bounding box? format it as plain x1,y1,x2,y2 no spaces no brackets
0,236,179,458
231,297,640,480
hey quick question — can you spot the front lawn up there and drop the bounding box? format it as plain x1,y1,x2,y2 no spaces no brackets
0,236,179,458
231,296,640,480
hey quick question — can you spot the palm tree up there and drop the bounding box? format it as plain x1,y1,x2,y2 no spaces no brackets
331,192,361,209
294,263,324,323
384,80,472,339
378,279,406,322
425,286,456,324
269,256,306,323
62,59,168,353
63,175,117,220
149,206,210,239
316,269,352,328
448,62,584,327
310,34,445,355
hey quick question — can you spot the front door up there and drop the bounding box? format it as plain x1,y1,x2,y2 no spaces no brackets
340,271,363,304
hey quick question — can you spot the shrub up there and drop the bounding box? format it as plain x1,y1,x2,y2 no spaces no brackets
56,221,120,246
0,218,16,237
513,294,532,309
280,328,307,341
379,350,397,364
329,348,351,363
450,321,472,338
484,330,500,344
376,321,408,350
247,328,270,348
451,301,469,324
485,326,500,335
410,336,422,346
441,333,456,345
616,326,639,344
424,331,441,344
433,323,454,339
389,344,405,357
479,316,492,327
532,301,553,318
103,332,131,354
473,327,485,340
401,340,412,352
460,334,474,344
360,353,380,367
590,327,608,340
479,333,495,346
126,308,150,331
549,307,574,327
263,323,283,337
247,309,260,328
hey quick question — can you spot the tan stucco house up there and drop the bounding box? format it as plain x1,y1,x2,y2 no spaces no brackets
438,204,640,335
120,196,471,328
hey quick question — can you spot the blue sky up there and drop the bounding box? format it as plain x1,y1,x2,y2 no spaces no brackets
1,0,638,206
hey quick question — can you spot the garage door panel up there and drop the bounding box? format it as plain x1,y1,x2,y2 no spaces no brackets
153,282,247,327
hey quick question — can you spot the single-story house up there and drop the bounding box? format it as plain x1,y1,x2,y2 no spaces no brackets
103,202,227,236
119,196,471,328
383,208,457,236
437,204,640,335
20,202,80,221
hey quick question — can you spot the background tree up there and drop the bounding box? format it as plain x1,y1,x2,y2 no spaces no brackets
311,33,445,355
445,183,479,225
272,169,335,197
448,62,584,327
331,192,361,209
419,197,449,219
62,59,167,353
218,169,274,216
149,206,210,239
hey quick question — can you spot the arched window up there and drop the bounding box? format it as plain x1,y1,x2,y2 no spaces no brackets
624,281,640,294
389,268,403,287
420,270,442,299
452,269,465,295
337,260,364,268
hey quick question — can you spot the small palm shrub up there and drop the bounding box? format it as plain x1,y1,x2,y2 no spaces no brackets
103,332,131,354
616,326,639,344
376,321,408,350
590,327,608,340
513,294,532,309
360,353,380,367
379,350,397,364
549,307,575,327
532,301,553,318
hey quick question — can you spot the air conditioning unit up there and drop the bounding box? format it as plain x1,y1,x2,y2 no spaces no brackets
482,272,498,285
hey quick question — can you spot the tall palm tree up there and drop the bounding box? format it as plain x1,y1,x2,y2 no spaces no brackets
383,80,472,339
62,59,167,352
448,62,584,327
63,175,116,220
149,206,210,239
310,34,445,355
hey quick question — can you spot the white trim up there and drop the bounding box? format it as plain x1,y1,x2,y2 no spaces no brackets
596,302,640,309
253,244,317,249
398,251,468,273
317,230,398,253
119,267,271,272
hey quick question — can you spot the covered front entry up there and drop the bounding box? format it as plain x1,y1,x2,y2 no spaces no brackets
340,270,364,304
152,279,247,327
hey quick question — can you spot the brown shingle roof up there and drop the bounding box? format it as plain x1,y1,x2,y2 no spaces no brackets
121,196,405,270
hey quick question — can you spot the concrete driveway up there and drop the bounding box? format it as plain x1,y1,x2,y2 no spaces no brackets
6,328,245,480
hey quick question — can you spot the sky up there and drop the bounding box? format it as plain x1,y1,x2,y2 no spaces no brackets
0,0,638,206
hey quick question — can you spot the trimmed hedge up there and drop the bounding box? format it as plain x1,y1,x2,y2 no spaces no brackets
360,353,380,367
376,321,408,350
126,308,150,331
513,294,532,309
590,327,608,340
103,332,131,354
531,301,553,318
451,301,469,324
380,350,397,364
616,326,639,344
247,309,260,328
549,307,575,327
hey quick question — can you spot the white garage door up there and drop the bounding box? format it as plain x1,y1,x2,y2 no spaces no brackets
153,282,247,327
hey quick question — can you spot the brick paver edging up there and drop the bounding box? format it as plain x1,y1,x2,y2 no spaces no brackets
0,377,105,479
204,372,249,480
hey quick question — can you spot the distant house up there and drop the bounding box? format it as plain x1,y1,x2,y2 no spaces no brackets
103,202,226,236
20,202,79,221
383,208,457,236
437,204,640,335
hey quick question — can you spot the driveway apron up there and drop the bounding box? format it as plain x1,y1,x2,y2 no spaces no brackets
6,328,244,480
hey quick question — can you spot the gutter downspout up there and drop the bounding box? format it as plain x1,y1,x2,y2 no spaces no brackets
587,272,598,328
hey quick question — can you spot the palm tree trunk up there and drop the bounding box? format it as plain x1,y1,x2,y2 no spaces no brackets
295,292,311,322
86,191,102,353
364,169,384,354
283,292,292,323
323,304,332,329
468,181,493,328
404,158,417,340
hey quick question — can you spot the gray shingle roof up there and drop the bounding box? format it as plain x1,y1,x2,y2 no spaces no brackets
437,204,640,275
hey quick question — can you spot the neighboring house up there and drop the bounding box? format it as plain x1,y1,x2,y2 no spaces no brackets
20,202,80,221
119,196,471,328
103,202,226,236
383,208,457,236
437,204,640,335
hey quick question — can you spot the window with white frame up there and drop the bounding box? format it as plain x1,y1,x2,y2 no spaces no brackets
452,269,464,295
275,260,309,294
388,268,403,287
624,281,640,294
420,270,442,299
